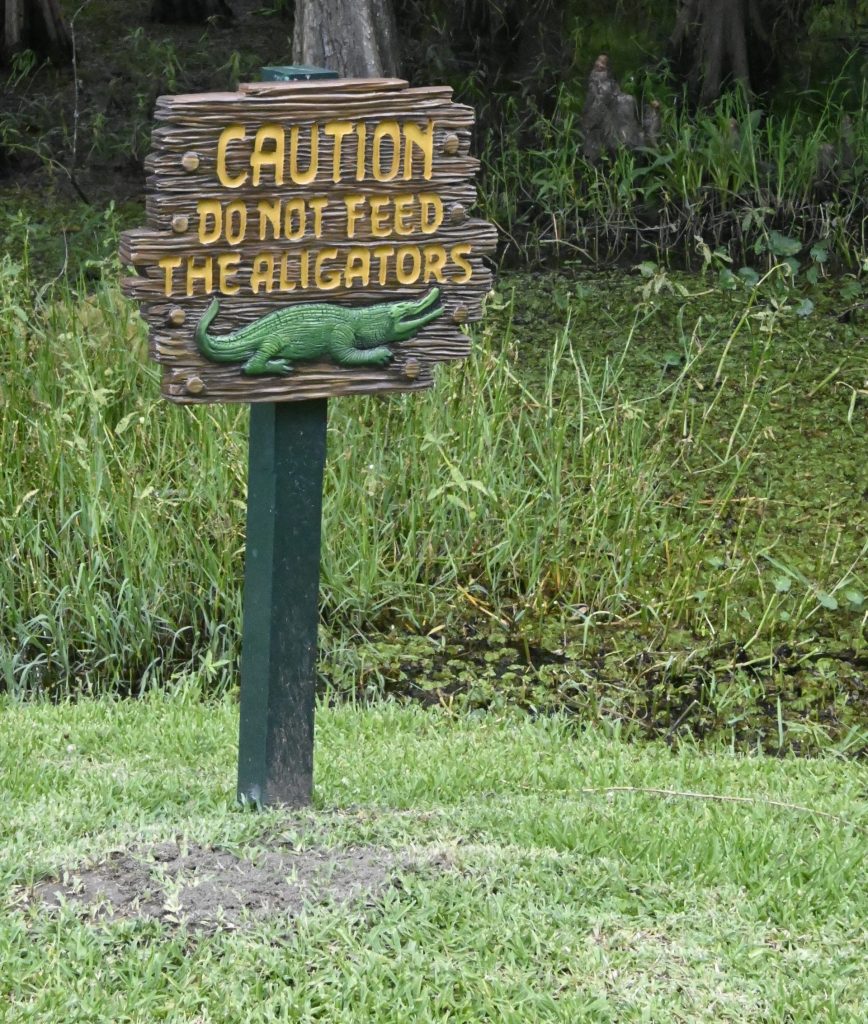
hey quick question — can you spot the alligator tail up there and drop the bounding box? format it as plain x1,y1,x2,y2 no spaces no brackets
195,299,258,362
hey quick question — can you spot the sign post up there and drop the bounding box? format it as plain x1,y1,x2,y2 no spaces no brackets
236,394,325,807
237,66,337,810
120,72,496,806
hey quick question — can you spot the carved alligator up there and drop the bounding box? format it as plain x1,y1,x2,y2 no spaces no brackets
195,287,444,375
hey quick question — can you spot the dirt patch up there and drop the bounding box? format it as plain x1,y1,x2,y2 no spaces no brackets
28,840,411,931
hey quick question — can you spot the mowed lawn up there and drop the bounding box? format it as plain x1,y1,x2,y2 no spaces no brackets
2,696,866,1023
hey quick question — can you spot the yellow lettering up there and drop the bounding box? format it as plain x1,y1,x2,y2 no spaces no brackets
300,249,310,289
250,253,275,294
393,193,415,236
284,198,306,241
450,243,473,284
403,120,434,180
324,120,354,183
315,247,341,289
278,254,296,292
250,123,285,187
373,121,401,181
197,200,222,245
423,244,448,283
216,124,247,188
419,193,443,234
185,256,213,297
224,200,247,245
344,248,371,288
309,197,328,237
396,246,422,285
290,125,318,185
158,256,182,296
354,123,367,181
217,253,240,294
371,245,395,285
258,199,281,241
344,194,365,238
369,195,391,237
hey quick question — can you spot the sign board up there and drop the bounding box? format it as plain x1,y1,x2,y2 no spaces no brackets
120,77,497,404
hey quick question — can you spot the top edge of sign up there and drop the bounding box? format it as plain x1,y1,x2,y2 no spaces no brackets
238,77,411,95
159,81,456,108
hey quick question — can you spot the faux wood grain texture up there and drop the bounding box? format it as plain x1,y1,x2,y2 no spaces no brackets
120,79,496,405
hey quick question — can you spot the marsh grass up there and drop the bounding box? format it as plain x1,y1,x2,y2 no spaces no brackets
479,84,867,267
0,257,247,696
0,255,864,748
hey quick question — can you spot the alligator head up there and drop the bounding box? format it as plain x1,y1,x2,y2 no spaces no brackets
356,287,445,345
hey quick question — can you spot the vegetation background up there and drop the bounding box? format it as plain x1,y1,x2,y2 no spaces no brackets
1,4,866,1021
0,0,865,753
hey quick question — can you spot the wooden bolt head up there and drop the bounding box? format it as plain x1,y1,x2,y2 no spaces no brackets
181,151,200,172
171,214,189,234
449,203,467,225
451,306,469,324
442,133,460,155
167,306,186,326
185,376,206,396
402,357,421,381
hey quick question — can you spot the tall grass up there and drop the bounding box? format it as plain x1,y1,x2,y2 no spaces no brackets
0,257,247,696
478,83,867,266
1,255,863,712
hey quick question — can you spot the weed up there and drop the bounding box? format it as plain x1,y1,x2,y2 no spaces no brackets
0,256,863,750
479,82,867,267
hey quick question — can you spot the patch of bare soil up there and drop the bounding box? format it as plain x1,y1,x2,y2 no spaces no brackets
28,840,412,931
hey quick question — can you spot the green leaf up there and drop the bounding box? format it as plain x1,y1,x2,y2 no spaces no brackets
817,592,838,611
705,555,726,570
759,553,812,588
114,411,138,436
774,576,792,593
737,266,760,287
809,244,829,264
794,298,814,317
844,589,865,609
446,493,471,513
467,479,495,499
768,231,802,257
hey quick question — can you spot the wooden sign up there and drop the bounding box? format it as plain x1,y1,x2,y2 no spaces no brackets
119,78,497,403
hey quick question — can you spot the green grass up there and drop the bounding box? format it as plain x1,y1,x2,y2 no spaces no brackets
2,696,867,1022
477,84,867,267
0,254,865,749
2,12,865,279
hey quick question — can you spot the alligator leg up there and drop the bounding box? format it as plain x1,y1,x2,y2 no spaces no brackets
331,325,394,367
243,339,293,376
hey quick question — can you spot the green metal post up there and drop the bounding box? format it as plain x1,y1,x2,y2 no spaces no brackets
236,399,327,807
236,64,338,808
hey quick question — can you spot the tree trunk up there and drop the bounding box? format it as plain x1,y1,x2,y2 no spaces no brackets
150,0,233,23
1,0,71,63
293,0,399,78
670,0,770,105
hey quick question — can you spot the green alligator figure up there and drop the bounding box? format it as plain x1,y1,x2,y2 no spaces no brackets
195,287,444,376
